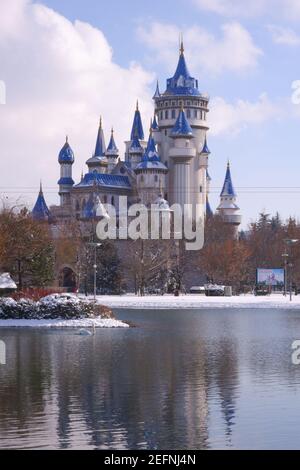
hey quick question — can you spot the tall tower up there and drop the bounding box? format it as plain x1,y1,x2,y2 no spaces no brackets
106,128,119,172
86,117,108,174
153,39,210,217
217,162,241,235
58,136,75,207
169,107,195,216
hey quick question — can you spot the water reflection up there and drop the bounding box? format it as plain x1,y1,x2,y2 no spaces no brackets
0,308,300,449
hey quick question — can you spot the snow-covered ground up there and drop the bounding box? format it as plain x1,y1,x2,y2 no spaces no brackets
93,294,300,310
0,317,128,329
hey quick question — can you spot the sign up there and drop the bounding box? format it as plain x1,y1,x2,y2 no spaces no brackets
256,268,285,287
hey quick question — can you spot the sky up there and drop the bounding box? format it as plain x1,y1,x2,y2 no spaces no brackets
1,0,300,227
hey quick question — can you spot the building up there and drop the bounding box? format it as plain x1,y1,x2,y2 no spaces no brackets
31,41,242,289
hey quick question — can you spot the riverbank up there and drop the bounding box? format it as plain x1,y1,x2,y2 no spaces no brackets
93,293,300,310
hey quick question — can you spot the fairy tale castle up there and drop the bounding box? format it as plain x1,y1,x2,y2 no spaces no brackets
31,42,242,289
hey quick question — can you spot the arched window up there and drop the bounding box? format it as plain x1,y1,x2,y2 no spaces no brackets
165,110,169,119
111,196,115,206
172,109,176,119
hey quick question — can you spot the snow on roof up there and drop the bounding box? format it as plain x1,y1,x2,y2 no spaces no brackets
0,273,17,290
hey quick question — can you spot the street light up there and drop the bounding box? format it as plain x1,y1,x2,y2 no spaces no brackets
284,239,299,301
282,253,289,296
88,242,102,302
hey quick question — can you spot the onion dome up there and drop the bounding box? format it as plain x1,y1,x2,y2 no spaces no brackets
58,136,74,164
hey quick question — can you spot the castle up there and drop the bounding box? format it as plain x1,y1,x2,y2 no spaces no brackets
31,41,242,289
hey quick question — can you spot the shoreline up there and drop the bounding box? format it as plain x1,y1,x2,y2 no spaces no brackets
92,293,300,310
0,317,129,329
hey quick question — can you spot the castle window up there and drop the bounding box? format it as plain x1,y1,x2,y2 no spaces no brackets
165,110,169,119
194,109,197,118
141,175,144,183
165,101,168,107
165,130,167,136
111,196,115,206
187,109,191,118
199,186,203,193
187,101,191,106
103,195,107,204
160,111,163,120
172,101,176,106
171,109,176,119
154,175,158,183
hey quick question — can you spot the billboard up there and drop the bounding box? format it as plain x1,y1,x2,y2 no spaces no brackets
256,268,285,287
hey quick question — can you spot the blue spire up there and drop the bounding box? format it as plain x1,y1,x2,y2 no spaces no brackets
32,183,51,221
130,101,144,141
106,128,119,155
152,113,159,130
153,80,161,99
171,107,193,138
206,198,213,217
202,137,211,155
135,130,168,172
130,135,142,151
220,162,236,197
165,39,200,96
94,117,106,157
58,136,74,164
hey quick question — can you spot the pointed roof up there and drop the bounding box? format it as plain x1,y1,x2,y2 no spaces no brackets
135,131,168,172
220,162,236,197
106,128,119,155
58,136,74,164
202,137,211,155
94,117,106,157
165,40,200,97
129,134,143,152
130,101,144,141
32,183,51,221
206,197,213,217
153,80,161,99
152,113,159,130
170,107,193,138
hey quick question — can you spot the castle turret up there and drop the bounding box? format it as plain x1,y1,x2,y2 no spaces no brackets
125,101,146,166
153,40,210,219
217,162,241,235
32,182,51,221
58,136,75,207
86,117,108,174
106,128,119,172
135,129,168,206
169,107,196,217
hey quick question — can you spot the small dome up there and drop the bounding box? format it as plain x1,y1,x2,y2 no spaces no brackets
58,137,74,164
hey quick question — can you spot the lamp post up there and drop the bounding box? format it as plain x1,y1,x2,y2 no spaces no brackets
284,239,299,301
88,242,102,302
282,253,289,296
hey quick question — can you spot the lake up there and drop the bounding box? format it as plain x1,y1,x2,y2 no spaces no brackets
0,307,300,449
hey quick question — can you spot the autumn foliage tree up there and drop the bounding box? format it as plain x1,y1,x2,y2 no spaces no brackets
0,207,55,289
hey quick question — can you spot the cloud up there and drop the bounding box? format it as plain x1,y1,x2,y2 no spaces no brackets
192,0,300,20
0,0,154,207
209,93,280,136
137,21,262,75
267,25,300,46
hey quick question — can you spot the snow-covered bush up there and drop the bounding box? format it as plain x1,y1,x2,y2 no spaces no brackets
0,294,114,320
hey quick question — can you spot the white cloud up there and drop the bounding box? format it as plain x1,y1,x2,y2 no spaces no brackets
193,0,300,20
0,0,154,207
137,21,262,75
209,93,280,136
267,25,300,46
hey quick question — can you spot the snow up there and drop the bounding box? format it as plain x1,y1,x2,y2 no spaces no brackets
0,273,17,290
0,317,129,329
93,294,300,310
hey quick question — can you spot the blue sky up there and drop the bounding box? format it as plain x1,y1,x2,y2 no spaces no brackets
2,0,300,227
